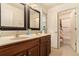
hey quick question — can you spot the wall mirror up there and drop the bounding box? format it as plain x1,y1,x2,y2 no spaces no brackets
28,7,40,30
0,3,26,30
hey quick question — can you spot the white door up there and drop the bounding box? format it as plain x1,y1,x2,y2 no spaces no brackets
76,8,79,53
58,9,76,51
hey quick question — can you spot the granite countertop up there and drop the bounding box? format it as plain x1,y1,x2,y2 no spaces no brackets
0,33,50,46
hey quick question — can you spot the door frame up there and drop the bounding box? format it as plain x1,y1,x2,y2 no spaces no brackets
57,8,77,52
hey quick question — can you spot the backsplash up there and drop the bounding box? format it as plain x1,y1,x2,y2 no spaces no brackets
0,31,25,37
0,30,40,37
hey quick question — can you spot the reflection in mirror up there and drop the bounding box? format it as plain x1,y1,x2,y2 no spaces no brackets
28,7,40,30
0,3,26,30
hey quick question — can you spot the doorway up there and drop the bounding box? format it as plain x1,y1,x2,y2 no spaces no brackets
57,8,77,51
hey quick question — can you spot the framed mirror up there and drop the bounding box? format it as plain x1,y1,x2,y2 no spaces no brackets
28,7,40,30
0,3,26,30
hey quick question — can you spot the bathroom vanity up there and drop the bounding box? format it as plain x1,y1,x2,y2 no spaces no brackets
0,34,51,56
0,3,49,56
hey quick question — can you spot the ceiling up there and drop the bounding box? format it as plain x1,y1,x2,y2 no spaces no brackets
37,3,62,10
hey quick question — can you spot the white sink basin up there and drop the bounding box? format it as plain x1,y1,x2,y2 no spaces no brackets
18,34,31,37
11,37,30,40
0,35,30,46
0,35,31,41
0,36,16,46
0,36,15,40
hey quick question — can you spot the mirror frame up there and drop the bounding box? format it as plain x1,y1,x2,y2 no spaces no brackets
28,7,40,30
0,3,27,30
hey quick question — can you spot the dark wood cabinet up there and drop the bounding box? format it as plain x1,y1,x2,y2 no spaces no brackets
27,45,39,56
15,51,26,56
40,43,47,56
40,35,51,56
0,35,51,56
46,35,51,55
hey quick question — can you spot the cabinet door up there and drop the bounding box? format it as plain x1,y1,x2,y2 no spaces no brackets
40,35,51,56
47,41,51,55
14,51,27,56
28,45,39,56
40,43,47,56
46,35,51,55
40,36,47,56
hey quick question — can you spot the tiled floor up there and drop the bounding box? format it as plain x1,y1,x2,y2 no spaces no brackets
50,45,79,56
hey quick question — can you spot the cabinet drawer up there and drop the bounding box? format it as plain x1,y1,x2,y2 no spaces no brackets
0,39,39,56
